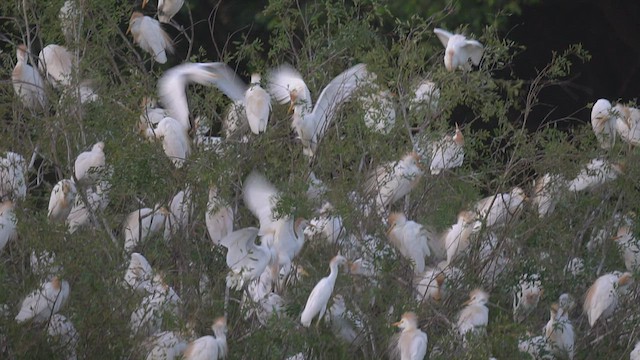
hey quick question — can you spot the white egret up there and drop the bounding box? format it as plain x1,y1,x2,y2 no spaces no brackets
244,73,272,134
206,186,233,246
142,0,185,24
568,158,623,192
123,205,169,253
611,103,640,146
359,75,396,134
140,97,170,126
0,151,27,201
130,274,181,337
38,44,73,88
444,210,481,265
183,317,228,360
531,173,566,218
30,250,61,279
145,330,190,360
632,342,640,360
74,141,105,184
324,294,361,344
15,276,70,323
140,116,191,168
409,79,440,115
0,200,17,252
365,152,424,214
612,223,640,271
414,268,446,303
127,12,173,64
306,171,328,201
433,28,484,72
300,254,348,327
268,63,370,157
512,273,543,323
590,99,617,149
12,44,46,110
518,335,552,360
473,187,527,228
429,123,464,175
66,180,110,233
457,288,489,341
392,312,428,360
387,212,431,274
48,179,77,223
544,302,574,360
583,271,632,327
164,188,193,239
47,313,80,360
220,227,272,290
305,202,344,245
124,252,154,295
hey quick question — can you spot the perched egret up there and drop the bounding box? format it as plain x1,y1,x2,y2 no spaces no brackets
142,0,185,24
414,268,446,303
66,180,110,233
429,123,464,175
183,317,228,360
38,44,74,88
611,103,640,147
140,97,170,126
512,273,543,323
473,187,527,228
0,151,27,201
300,255,348,327
568,158,623,192
457,288,489,340
164,188,193,239
612,224,640,271
444,211,481,265
47,313,79,360
268,63,370,157
544,303,574,360
12,44,46,110
123,205,169,253
532,173,566,218
433,28,484,72
387,212,431,274
73,142,106,184
206,186,233,246
409,79,440,115
392,312,428,360
48,179,77,223
220,227,272,290
130,274,181,337
15,276,70,323
590,99,617,149
124,252,154,294
140,116,191,168
145,330,191,360
631,342,640,360
128,12,174,64
583,271,633,327
0,200,17,252
305,202,345,245
365,152,424,214
244,73,272,134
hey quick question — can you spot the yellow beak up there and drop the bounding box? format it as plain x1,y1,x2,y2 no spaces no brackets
287,101,295,115
142,0,149,8
392,321,401,327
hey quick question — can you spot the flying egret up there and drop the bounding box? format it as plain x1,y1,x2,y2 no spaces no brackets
387,212,431,274
433,28,484,72
429,123,464,175
123,205,169,253
612,222,640,271
244,73,272,134
457,288,489,341
444,211,481,265
0,151,27,201
140,116,191,168
268,63,370,157
365,152,424,214
206,186,233,246
392,312,428,360
38,44,74,88
124,252,154,295
74,141,106,184
127,12,174,64
183,317,228,360
219,227,272,290
0,200,17,252
414,268,446,303
15,276,70,323
532,173,566,218
48,179,77,223
567,158,623,192
12,44,46,110
47,313,80,360
583,271,633,327
142,0,185,24
512,273,543,323
473,187,527,228
590,99,617,149
300,254,348,327
544,302,574,360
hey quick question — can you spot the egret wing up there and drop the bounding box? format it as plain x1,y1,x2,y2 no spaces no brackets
267,64,311,105
433,28,452,47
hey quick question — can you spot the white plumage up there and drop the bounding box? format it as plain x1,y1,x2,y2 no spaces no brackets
164,188,193,239
66,181,110,233
512,273,543,322
365,152,423,214
143,0,185,23
130,275,181,337
0,151,27,201
128,12,173,64
544,303,574,360
47,313,80,360
74,142,106,184
38,44,74,88
583,271,633,327
183,317,227,360
206,186,234,246
123,205,169,253
474,187,527,228
145,330,190,360
444,211,481,265
612,103,640,147
433,28,484,72
457,288,489,340
429,123,464,175
414,268,445,303
0,200,17,252
48,179,77,223
532,173,566,218
631,342,640,360
568,158,623,192
393,312,428,360
244,73,272,134
590,99,617,149
300,255,347,327
141,116,191,168
361,84,396,134
387,212,431,274
15,277,70,323
219,227,272,290
12,44,47,110
124,252,154,294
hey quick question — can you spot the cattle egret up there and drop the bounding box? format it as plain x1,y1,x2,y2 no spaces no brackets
305,202,345,245
409,79,440,115
12,44,46,110
220,227,272,290
532,173,566,218
591,99,617,149
568,158,623,192
206,186,234,246
429,123,464,175
123,205,169,253
365,152,423,214
513,273,543,323
306,171,328,201
38,44,73,88
183,317,228,360
444,211,481,265
15,276,70,323
140,97,170,126
414,268,446,303
613,224,640,271
300,255,347,327
130,274,181,337
518,335,552,360
0,200,17,252
387,212,431,274
140,116,191,168
47,313,79,360
124,252,154,295
128,12,173,64
74,142,105,184
244,73,272,134
268,63,370,157
544,303,574,360
48,179,77,223
392,312,427,360
145,329,191,360
66,180,110,233
611,103,640,147
474,187,527,228
457,288,489,340
631,342,640,360
164,188,193,239
0,151,27,201
360,78,396,134
143,0,185,24
583,271,633,327
433,28,484,72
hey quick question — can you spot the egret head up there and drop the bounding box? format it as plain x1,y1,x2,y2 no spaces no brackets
393,312,419,330
464,288,489,306
127,12,144,34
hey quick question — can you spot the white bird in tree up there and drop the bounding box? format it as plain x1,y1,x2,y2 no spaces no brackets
300,254,348,327
145,329,192,360
183,317,228,360
457,288,489,341
305,202,344,245
429,123,464,175
0,151,27,201
48,179,77,223
359,74,396,134
590,99,617,149
244,73,272,134
518,335,552,360
0,200,17,252
123,205,169,253
531,173,566,218
38,44,74,88
73,141,106,184
140,97,170,127
206,186,233,246
220,227,272,290
567,158,623,192
512,273,543,323
142,0,185,24
409,79,440,116
268,63,370,157
12,44,46,110
164,188,193,239
66,180,110,234
583,271,633,327
544,302,574,360
15,276,70,323
434,28,484,72
444,210,481,265
387,212,431,274
392,312,428,360
414,268,446,303
632,342,640,360
473,187,527,228
130,274,181,337
365,152,424,214
127,12,174,64
140,117,191,168
612,221,640,271
124,252,154,295
47,313,80,360
611,102,640,146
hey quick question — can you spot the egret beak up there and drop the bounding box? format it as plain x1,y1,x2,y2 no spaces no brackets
462,298,473,306
287,101,295,115
142,0,149,8
432,291,442,302
392,321,401,327
611,235,622,241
